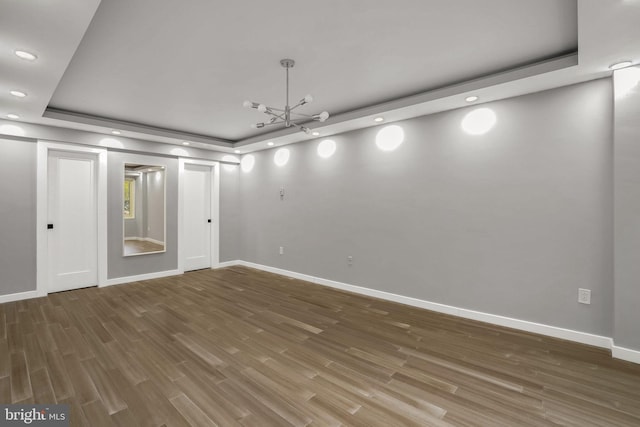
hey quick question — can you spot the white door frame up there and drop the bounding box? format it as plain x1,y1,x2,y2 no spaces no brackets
37,141,108,296
178,158,220,272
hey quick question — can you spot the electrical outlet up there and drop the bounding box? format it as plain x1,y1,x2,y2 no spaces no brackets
578,288,591,305
279,246,284,255
347,256,353,266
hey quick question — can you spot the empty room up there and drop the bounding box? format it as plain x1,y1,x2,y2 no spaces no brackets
1,1,640,426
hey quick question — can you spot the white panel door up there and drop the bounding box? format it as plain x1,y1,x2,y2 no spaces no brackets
47,151,98,292
183,164,211,271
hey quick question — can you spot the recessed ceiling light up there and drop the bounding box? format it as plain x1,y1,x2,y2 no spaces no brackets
374,117,384,122
312,131,320,136
610,61,633,71
465,96,479,102
14,50,37,61
267,141,274,146
111,130,121,135
10,90,27,98
182,141,190,145
6,113,20,120
234,150,241,154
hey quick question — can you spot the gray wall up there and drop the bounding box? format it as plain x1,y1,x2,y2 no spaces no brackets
220,164,242,261
0,139,241,295
107,152,178,278
238,79,614,337
0,138,37,295
0,131,238,295
0,78,632,352
123,170,165,243
614,65,640,350
124,175,143,238
145,170,165,243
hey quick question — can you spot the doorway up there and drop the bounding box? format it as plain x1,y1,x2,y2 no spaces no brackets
37,142,107,295
179,160,219,272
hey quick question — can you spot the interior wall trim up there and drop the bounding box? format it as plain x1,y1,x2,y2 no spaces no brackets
217,260,239,268
612,345,640,365
102,269,182,287
43,108,234,147
217,260,640,365
143,237,165,246
0,290,40,304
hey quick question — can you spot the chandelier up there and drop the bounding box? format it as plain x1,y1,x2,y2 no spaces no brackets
243,59,329,134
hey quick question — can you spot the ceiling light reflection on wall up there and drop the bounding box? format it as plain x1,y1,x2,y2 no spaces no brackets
317,140,336,159
111,130,121,135
267,142,274,146
374,117,384,122
98,138,124,148
376,125,404,151
182,141,190,145
0,124,25,137
465,96,479,102
170,148,189,156
610,61,633,70
312,132,320,136
234,150,241,154
6,114,20,120
461,108,497,135
614,66,640,98
222,155,239,172
241,155,255,173
10,90,27,98
274,148,290,167
14,50,37,61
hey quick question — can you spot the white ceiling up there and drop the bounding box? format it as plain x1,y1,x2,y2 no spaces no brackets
0,1,639,153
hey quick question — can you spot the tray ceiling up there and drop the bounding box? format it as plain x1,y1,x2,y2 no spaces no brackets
46,0,577,142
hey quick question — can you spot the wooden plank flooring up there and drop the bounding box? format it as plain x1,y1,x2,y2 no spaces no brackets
1,266,640,426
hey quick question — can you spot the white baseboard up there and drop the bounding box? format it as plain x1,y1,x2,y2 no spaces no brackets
612,345,640,364
144,237,165,246
216,260,241,268
223,260,640,364
0,290,41,304
101,269,181,287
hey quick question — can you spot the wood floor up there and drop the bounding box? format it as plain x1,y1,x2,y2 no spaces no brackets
1,267,640,426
